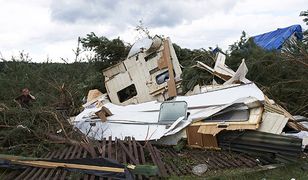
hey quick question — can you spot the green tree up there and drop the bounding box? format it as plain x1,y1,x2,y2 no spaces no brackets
226,11,308,116
80,32,130,72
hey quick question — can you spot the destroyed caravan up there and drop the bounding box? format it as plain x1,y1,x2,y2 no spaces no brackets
74,35,307,150
74,35,261,143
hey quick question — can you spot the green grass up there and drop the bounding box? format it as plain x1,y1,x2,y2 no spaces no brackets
168,159,308,180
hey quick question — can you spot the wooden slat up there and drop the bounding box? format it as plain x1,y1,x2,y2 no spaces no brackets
137,142,146,164
163,149,181,175
59,145,80,180
127,137,134,164
121,142,127,164
132,138,140,164
167,149,188,175
146,143,162,176
83,149,89,180
29,151,57,180
23,152,51,180
108,136,112,159
38,148,64,179
44,147,69,180
99,138,106,158
52,145,75,180
2,170,21,180
153,146,168,176
118,140,138,164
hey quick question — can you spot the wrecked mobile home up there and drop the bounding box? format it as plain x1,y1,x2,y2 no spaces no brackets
74,35,307,157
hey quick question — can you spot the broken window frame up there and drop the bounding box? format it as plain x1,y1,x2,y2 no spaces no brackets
158,101,188,124
155,70,176,85
117,84,138,103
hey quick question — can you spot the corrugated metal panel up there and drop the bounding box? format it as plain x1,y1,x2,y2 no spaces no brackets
217,130,302,163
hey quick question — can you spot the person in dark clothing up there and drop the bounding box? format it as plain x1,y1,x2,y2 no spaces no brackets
14,88,36,108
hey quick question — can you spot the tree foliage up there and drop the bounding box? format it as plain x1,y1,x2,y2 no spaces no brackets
173,44,217,92
0,57,103,109
80,32,130,71
225,12,308,116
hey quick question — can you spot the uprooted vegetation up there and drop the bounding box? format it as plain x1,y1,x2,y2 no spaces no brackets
0,108,82,156
0,60,104,156
0,11,307,158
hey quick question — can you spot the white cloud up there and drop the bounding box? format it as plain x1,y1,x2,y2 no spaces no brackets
0,0,306,62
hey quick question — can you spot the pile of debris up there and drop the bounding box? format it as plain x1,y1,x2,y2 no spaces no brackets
1,35,308,179
72,35,308,165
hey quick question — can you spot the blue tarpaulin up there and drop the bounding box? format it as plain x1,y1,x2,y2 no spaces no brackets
252,25,303,50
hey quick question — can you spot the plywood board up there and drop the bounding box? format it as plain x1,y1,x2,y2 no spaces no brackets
186,126,218,148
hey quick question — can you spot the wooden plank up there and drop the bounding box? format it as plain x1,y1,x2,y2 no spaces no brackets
82,149,89,180
44,147,69,180
38,148,64,179
132,138,140,164
137,142,146,164
23,152,51,180
58,145,80,180
89,174,95,180
186,126,203,147
202,134,219,148
115,137,118,161
2,170,21,180
101,138,106,158
168,148,189,175
12,159,125,173
118,140,138,164
60,146,83,180
108,136,112,159
14,164,33,180
220,152,240,167
52,145,75,180
147,143,168,176
127,137,134,164
76,145,84,159
153,146,168,177
164,40,177,98
121,142,127,164
163,149,181,175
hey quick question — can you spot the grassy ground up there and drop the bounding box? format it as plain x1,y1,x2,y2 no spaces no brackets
169,158,308,180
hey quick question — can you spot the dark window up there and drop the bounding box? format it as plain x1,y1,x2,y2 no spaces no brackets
117,84,137,103
206,109,250,122
155,70,175,85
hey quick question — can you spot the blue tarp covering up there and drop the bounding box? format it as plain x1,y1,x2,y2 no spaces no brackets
252,25,303,50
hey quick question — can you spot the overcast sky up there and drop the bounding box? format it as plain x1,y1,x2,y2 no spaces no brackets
0,0,306,62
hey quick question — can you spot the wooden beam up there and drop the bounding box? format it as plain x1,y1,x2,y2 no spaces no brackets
11,160,125,173
163,39,177,98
